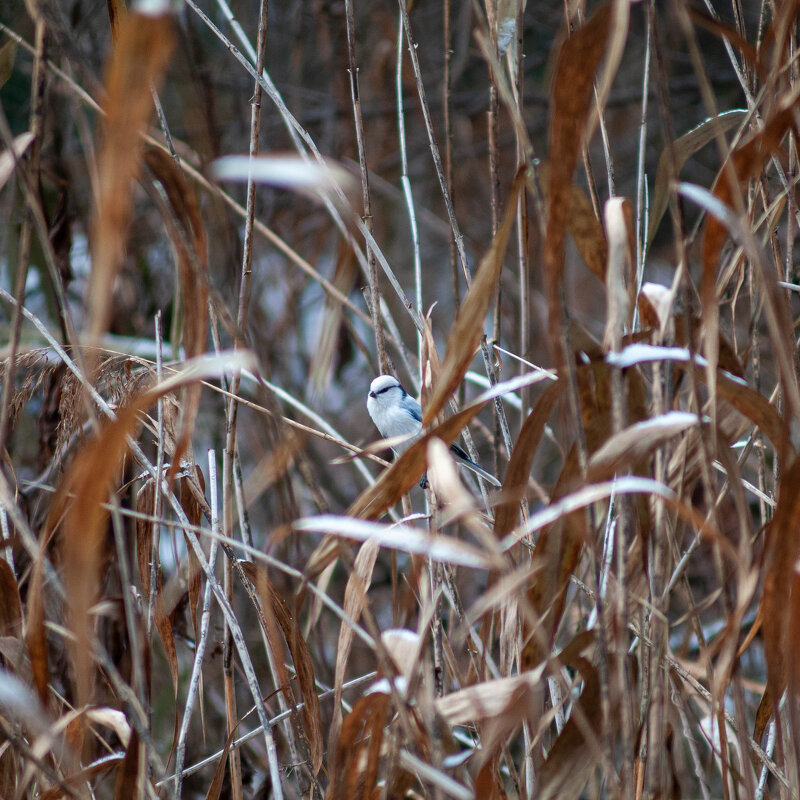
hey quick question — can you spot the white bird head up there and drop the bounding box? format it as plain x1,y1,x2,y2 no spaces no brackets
366,375,422,444
368,374,404,408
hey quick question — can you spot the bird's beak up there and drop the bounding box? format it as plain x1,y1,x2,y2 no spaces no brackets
369,391,376,398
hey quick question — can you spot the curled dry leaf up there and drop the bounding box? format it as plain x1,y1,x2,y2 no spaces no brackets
381,629,422,685
586,411,699,484
637,282,674,336
602,197,635,353
435,667,545,725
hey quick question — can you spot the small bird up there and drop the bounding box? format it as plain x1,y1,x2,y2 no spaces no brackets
366,375,501,487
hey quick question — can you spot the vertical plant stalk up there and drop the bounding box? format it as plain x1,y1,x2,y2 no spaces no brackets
398,0,514,462
0,18,46,458
219,0,269,794
174,450,220,798
345,0,389,373
443,0,460,317
396,12,423,366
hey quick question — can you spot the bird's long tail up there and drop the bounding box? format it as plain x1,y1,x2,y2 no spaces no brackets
449,443,502,487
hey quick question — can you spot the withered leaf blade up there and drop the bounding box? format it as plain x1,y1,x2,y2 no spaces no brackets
0,560,21,638
89,10,174,346
327,538,380,784
493,378,563,540
756,456,800,740
241,562,323,775
537,659,604,800
544,4,611,366
648,110,746,247
421,170,524,426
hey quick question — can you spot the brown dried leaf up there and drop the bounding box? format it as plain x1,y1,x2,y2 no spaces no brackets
435,668,545,725
421,171,524,425
649,111,746,246
145,149,209,476
330,692,391,800
25,551,48,705
602,197,635,353
241,562,323,775
0,560,21,638
328,538,380,784
89,11,174,346
493,379,563,540
532,163,607,282
545,4,611,366
537,659,603,800
756,456,800,740
112,729,139,800
586,411,698,484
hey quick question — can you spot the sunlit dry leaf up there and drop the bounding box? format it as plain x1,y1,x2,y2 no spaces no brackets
545,4,611,365
602,197,635,353
637,282,674,336
212,154,355,201
381,629,422,685
0,131,35,192
426,438,476,516
435,667,545,725
89,10,174,346
86,707,131,748
586,411,698,483
295,514,492,570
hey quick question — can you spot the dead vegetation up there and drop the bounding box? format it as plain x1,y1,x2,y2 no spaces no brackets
1,0,800,798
